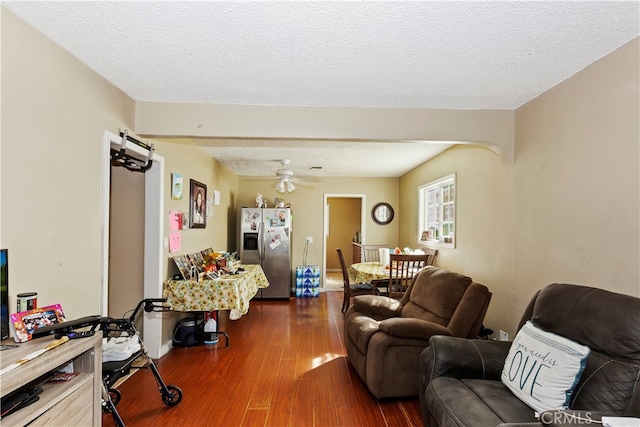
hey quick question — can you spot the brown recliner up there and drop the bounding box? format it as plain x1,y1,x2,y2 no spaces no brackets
418,284,640,426
343,266,492,399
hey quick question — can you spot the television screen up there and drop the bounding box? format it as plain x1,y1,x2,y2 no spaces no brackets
1,249,8,340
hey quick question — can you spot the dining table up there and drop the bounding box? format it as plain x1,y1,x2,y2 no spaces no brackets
163,264,269,315
163,264,269,347
349,259,428,298
348,261,389,284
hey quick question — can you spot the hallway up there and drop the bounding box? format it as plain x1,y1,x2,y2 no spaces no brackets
324,270,343,292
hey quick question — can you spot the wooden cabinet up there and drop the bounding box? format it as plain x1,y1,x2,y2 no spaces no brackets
0,334,102,426
352,242,362,264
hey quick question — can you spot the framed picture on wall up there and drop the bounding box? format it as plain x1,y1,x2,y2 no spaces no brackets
171,173,183,200
190,179,207,228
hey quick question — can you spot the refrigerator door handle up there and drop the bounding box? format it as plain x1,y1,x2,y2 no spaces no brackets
258,221,264,262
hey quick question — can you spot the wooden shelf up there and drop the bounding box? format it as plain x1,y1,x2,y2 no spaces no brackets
0,334,101,426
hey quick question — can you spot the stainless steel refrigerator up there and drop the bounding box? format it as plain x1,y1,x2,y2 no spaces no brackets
239,207,292,299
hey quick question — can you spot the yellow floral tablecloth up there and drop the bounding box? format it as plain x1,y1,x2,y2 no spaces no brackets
348,262,389,284
163,264,269,317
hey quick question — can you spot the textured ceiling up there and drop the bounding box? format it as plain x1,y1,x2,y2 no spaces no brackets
5,1,638,177
195,138,453,178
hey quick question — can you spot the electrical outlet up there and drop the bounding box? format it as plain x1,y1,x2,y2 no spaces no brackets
499,330,509,341
306,237,313,244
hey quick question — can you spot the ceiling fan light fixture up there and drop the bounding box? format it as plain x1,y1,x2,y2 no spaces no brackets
286,181,296,192
275,181,285,193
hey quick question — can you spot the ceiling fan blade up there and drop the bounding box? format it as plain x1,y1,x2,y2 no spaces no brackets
243,176,281,181
242,160,316,190
293,180,313,188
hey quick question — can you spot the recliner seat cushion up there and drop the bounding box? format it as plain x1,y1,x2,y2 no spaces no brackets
426,377,538,427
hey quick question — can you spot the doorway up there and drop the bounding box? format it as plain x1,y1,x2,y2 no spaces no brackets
101,130,165,358
322,194,366,291
108,166,144,324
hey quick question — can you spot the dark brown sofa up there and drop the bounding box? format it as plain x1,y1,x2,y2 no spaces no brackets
418,284,640,426
344,266,491,399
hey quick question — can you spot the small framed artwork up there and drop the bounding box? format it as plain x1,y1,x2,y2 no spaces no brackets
190,179,207,228
171,173,183,200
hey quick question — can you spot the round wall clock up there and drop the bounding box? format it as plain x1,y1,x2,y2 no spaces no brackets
371,202,394,225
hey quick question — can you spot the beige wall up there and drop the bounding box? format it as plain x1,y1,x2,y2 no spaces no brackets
399,37,639,338
1,9,136,318
400,145,515,333
151,137,238,341
512,37,639,311
154,137,238,263
0,10,239,345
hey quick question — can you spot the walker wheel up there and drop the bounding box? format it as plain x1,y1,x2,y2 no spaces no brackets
109,388,122,406
162,385,183,406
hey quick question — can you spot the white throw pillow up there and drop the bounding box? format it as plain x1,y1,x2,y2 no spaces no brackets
501,321,591,413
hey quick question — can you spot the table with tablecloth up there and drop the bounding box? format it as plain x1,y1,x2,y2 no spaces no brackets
163,264,269,317
349,259,428,298
348,262,389,284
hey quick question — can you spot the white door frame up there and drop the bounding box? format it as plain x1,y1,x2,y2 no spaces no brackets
322,193,366,290
101,130,165,358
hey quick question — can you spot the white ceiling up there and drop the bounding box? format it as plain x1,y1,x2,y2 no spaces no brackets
5,1,639,178
194,138,453,178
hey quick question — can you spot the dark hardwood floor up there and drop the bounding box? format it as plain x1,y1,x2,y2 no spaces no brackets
102,291,423,427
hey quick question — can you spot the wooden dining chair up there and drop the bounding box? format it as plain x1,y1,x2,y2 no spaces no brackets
422,248,437,266
337,248,378,313
361,244,388,262
384,254,431,299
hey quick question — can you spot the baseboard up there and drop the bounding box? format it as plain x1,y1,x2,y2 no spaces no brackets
160,340,172,357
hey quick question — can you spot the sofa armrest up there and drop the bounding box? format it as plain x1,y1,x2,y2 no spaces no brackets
352,295,402,318
378,318,452,340
419,335,512,387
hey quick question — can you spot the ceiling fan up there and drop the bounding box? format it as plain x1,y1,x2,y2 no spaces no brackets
243,159,315,193
262,159,316,193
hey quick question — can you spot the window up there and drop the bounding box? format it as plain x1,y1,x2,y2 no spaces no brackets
418,173,456,248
